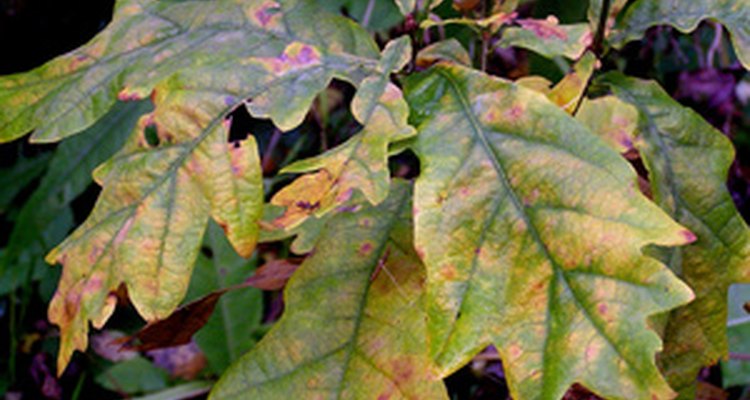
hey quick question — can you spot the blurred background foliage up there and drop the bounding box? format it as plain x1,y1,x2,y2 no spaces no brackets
0,0,748,398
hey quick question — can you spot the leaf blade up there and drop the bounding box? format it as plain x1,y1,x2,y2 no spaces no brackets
406,64,694,400
211,182,448,400
602,73,750,396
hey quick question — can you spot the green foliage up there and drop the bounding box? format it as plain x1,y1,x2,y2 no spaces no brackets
1,0,749,399
612,0,750,69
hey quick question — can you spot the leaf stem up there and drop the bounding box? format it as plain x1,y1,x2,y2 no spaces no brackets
591,0,611,57
362,0,376,29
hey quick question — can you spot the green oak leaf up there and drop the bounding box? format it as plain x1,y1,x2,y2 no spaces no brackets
495,18,592,60
211,182,448,400
601,73,750,398
611,0,750,69
405,64,695,400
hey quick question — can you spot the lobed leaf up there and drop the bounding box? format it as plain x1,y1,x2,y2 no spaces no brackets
0,0,405,374
211,182,448,400
45,83,264,373
405,64,695,400
611,0,750,69
0,0,382,144
602,73,750,397
270,37,415,230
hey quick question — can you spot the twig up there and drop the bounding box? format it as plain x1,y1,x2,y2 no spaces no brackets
591,0,611,57
261,128,282,174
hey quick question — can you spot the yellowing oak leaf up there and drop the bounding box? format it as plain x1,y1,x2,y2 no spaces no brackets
270,37,415,229
405,64,695,400
575,95,639,154
602,73,750,397
547,52,597,114
46,85,263,374
212,182,448,400
0,0,399,374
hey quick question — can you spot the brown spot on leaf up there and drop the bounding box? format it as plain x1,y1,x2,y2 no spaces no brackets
440,264,457,280
359,242,374,256
505,104,524,121
508,343,523,359
117,88,142,101
253,1,280,26
259,42,323,75
390,359,414,383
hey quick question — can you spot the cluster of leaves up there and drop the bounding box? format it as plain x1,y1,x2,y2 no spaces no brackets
1,0,749,398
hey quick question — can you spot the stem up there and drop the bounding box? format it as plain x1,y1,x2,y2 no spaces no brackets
707,22,722,68
9,294,17,383
361,0,376,28
591,0,611,57
261,128,282,174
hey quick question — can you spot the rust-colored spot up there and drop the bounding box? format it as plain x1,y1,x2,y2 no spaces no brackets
359,242,374,255
508,343,523,359
390,359,414,383
254,2,279,27
618,134,634,150
681,229,697,244
503,104,525,123
585,344,599,361
377,393,391,400
517,16,568,40
259,42,323,75
440,264,457,280
117,89,142,101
